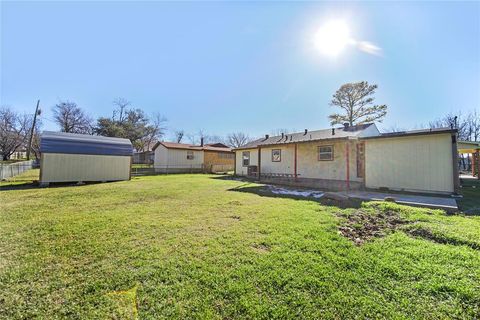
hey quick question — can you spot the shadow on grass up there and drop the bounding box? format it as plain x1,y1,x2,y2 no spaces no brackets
227,184,364,209
0,182,40,191
0,180,120,192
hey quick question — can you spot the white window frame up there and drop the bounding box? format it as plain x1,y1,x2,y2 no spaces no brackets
242,151,250,167
318,145,334,161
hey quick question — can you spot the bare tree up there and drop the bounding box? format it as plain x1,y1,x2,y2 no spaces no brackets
429,112,469,140
174,130,185,143
30,120,42,160
185,130,223,145
329,81,387,126
136,113,167,151
112,98,131,123
0,107,30,160
467,109,479,141
187,133,197,145
53,101,93,134
208,135,226,145
227,132,251,148
197,129,209,143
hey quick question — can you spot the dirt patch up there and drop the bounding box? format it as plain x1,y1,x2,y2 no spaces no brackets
251,243,271,253
406,227,480,250
337,209,408,245
319,197,363,209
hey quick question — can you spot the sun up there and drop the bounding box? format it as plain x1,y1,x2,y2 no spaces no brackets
314,19,351,57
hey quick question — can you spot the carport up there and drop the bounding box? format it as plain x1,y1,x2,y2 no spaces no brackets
457,141,480,179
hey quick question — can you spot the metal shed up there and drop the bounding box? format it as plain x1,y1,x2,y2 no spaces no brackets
39,131,133,185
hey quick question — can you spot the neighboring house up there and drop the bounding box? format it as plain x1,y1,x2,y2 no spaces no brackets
39,131,133,185
10,149,27,160
234,123,459,195
152,140,234,173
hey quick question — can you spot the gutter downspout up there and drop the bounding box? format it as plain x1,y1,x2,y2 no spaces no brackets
451,133,460,194
258,147,261,180
233,151,237,176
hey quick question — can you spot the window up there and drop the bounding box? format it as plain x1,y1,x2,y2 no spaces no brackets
272,149,281,162
187,150,194,160
318,145,333,161
242,151,250,166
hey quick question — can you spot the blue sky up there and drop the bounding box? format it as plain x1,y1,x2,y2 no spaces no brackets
1,1,479,140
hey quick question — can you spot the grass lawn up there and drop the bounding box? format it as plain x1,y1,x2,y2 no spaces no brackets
1,172,480,319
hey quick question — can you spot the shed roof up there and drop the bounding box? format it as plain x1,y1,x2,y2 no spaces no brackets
40,131,133,156
235,123,376,150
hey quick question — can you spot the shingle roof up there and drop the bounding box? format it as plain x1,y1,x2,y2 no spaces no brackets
153,141,232,152
235,123,375,150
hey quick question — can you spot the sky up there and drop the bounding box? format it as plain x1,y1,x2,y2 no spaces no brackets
1,1,479,141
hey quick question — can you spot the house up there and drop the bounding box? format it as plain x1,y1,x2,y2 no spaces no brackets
234,123,459,195
39,131,133,186
152,139,234,173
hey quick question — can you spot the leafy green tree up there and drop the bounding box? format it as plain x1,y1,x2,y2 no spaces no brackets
329,81,387,126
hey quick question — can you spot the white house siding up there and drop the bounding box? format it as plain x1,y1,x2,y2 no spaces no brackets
235,148,258,176
260,145,295,175
154,145,204,172
154,144,169,168
296,140,363,182
40,153,130,183
365,133,454,193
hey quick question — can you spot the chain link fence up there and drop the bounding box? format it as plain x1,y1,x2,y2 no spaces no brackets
0,160,39,180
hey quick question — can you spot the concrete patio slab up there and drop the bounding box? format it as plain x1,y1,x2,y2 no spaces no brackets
338,191,458,213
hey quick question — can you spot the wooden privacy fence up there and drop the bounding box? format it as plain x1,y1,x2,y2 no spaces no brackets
0,160,36,180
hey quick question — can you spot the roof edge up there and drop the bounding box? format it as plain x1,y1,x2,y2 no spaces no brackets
233,136,350,151
361,128,456,140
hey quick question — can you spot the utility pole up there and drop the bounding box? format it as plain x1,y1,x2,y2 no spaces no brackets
26,100,41,160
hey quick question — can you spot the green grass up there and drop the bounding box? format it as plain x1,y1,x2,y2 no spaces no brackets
458,178,480,214
1,172,480,319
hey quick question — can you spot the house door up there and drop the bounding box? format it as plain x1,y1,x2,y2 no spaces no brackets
356,142,365,178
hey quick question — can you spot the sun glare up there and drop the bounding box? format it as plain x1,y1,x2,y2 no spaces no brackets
314,20,351,57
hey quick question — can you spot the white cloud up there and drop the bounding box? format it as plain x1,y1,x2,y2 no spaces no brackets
356,40,383,56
